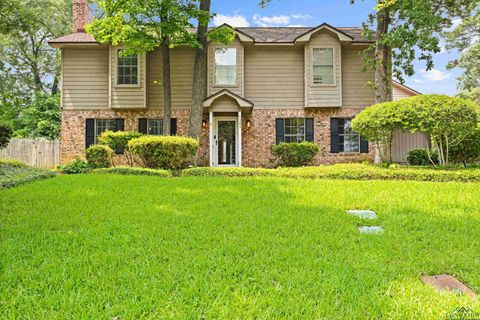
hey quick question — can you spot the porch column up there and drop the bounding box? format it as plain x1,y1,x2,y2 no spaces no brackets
209,111,213,167
238,111,242,167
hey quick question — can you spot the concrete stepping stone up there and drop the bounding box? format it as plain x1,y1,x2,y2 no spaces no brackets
346,210,377,220
358,226,384,234
421,275,477,298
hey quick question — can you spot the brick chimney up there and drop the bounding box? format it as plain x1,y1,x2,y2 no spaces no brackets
72,0,92,33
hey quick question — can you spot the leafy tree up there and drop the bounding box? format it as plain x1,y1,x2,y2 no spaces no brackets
353,95,479,166
88,0,210,135
0,122,13,149
445,7,480,100
351,0,476,104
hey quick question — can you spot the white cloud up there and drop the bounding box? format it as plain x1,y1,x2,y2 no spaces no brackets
252,13,311,27
213,14,250,27
413,79,424,84
420,69,451,81
253,14,291,27
445,18,462,32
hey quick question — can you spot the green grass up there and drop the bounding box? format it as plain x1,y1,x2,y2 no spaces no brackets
1,175,480,319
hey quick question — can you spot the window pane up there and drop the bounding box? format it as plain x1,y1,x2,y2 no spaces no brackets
313,48,334,84
215,48,236,85
95,119,117,143
284,118,305,143
344,135,360,152
147,119,163,135
118,50,138,85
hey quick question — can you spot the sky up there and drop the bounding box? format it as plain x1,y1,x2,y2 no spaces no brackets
210,0,462,96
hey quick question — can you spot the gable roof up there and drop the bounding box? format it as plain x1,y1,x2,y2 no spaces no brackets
49,24,373,47
392,80,422,96
203,89,254,112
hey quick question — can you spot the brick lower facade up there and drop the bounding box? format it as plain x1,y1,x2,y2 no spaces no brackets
61,108,374,167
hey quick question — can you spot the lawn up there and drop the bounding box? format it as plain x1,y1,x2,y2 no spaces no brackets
1,175,479,319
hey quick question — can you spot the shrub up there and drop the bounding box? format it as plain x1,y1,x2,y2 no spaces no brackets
58,158,91,174
183,163,480,183
97,130,142,165
449,128,480,165
92,166,172,177
0,122,13,149
128,136,198,170
0,159,28,168
270,142,319,167
85,145,113,168
407,149,438,166
0,162,55,189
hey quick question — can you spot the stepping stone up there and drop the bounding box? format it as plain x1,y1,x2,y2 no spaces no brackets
421,275,477,298
346,210,377,220
358,226,384,234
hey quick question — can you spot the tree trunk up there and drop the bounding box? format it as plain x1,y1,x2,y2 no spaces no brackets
51,74,59,95
188,0,211,139
161,43,172,135
374,4,393,163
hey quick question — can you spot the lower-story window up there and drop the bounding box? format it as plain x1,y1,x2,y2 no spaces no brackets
85,118,124,148
275,117,314,144
138,118,177,136
330,118,368,153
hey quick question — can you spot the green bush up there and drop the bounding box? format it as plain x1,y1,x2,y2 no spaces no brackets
407,149,438,166
98,130,142,165
0,162,55,189
58,158,91,174
0,159,28,168
449,128,480,164
270,142,319,167
128,136,199,170
0,122,13,149
92,166,172,177
182,163,480,183
85,145,113,169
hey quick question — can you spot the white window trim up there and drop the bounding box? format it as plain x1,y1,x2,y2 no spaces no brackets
310,46,336,87
213,46,239,88
115,48,141,88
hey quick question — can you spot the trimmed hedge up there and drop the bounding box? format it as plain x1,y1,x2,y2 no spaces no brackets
128,136,199,170
92,166,172,177
182,163,480,183
407,149,438,166
0,162,55,189
85,145,113,168
0,159,28,168
58,158,91,174
270,142,319,167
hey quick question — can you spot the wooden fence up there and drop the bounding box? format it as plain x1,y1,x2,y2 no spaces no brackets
0,138,60,168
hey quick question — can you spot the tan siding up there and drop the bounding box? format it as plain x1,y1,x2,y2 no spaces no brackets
342,46,375,108
110,47,146,109
305,32,342,107
208,38,244,97
244,45,304,109
147,46,195,109
393,85,413,101
62,47,109,109
210,96,241,112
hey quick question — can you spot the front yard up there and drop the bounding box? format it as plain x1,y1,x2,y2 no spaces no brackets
1,174,480,318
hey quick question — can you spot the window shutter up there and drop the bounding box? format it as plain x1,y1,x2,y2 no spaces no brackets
115,118,124,132
138,118,147,134
305,118,314,142
85,119,95,149
275,118,285,144
360,136,369,153
170,118,177,136
330,118,341,153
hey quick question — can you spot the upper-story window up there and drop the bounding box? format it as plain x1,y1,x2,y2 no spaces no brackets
117,49,139,85
215,48,237,86
312,48,334,85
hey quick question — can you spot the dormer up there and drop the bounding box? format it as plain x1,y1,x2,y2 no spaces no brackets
300,24,354,108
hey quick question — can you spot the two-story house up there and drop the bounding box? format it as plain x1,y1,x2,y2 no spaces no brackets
50,0,420,167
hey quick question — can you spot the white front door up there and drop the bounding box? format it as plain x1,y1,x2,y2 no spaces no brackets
213,117,238,166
